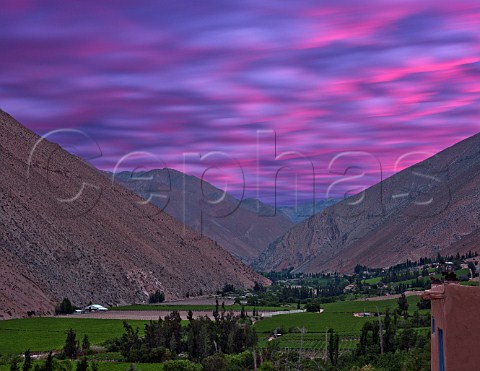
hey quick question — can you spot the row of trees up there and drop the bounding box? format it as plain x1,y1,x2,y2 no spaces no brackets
357,310,430,355
63,329,91,359
357,251,477,275
148,290,165,304
9,350,98,371
116,310,257,363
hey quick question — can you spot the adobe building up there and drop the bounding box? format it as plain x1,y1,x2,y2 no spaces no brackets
423,283,480,371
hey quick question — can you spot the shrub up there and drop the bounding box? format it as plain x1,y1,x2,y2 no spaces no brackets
101,337,122,352
202,353,227,371
416,299,431,310
225,351,254,369
9,357,20,371
52,359,73,371
148,290,165,304
163,359,203,371
258,361,274,371
222,284,235,294
76,358,89,371
55,298,75,315
305,302,321,313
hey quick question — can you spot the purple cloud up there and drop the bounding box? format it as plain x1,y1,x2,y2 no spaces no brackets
1,0,480,204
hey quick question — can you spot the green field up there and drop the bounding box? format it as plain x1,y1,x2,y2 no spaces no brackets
254,296,428,350
460,280,479,286
0,362,163,371
257,332,360,350
255,312,372,336
111,304,291,312
0,318,150,355
363,268,471,286
89,363,163,371
362,276,382,285
0,296,428,356
322,295,422,314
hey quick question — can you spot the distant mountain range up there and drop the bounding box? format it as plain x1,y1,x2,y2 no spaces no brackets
278,200,340,224
0,110,268,319
110,170,294,263
254,133,480,273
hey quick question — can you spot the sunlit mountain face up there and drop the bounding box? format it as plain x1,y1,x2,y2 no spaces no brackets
1,0,480,205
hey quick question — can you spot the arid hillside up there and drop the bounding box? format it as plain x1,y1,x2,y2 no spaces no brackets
278,199,340,224
0,110,269,319
254,133,480,273
111,170,293,263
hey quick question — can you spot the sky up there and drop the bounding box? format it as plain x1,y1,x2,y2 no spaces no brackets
1,0,480,205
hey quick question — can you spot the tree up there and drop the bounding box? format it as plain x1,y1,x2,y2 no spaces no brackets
383,308,396,353
45,352,54,371
76,358,89,371
119,321,141,361
82,335,90,352
213,299,219,321
23,350,32,371
397,293,409,317
10,358,20,371
64,328,78,359
56,298,74,315
121,310,257,363
417,298,431,310
202,353,227,371
468,262,477,276
397,326,417,351
149,290,165,304
357,322,374,356
253,281,264,292
327,328,339,366
305,302,320,313
240,306,246,319
222,284,235,294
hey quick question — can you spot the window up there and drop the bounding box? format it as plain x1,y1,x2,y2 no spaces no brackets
439,328,445,371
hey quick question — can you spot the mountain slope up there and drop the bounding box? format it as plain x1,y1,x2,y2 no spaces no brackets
111,171,293,263
0,110,269,319
278,200,340,224
254,133,480,273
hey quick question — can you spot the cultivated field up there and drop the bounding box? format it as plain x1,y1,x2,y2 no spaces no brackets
254,295,428,350
0,296,428,356
110,304,292,312
0,318,150,355
0,363,164,371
